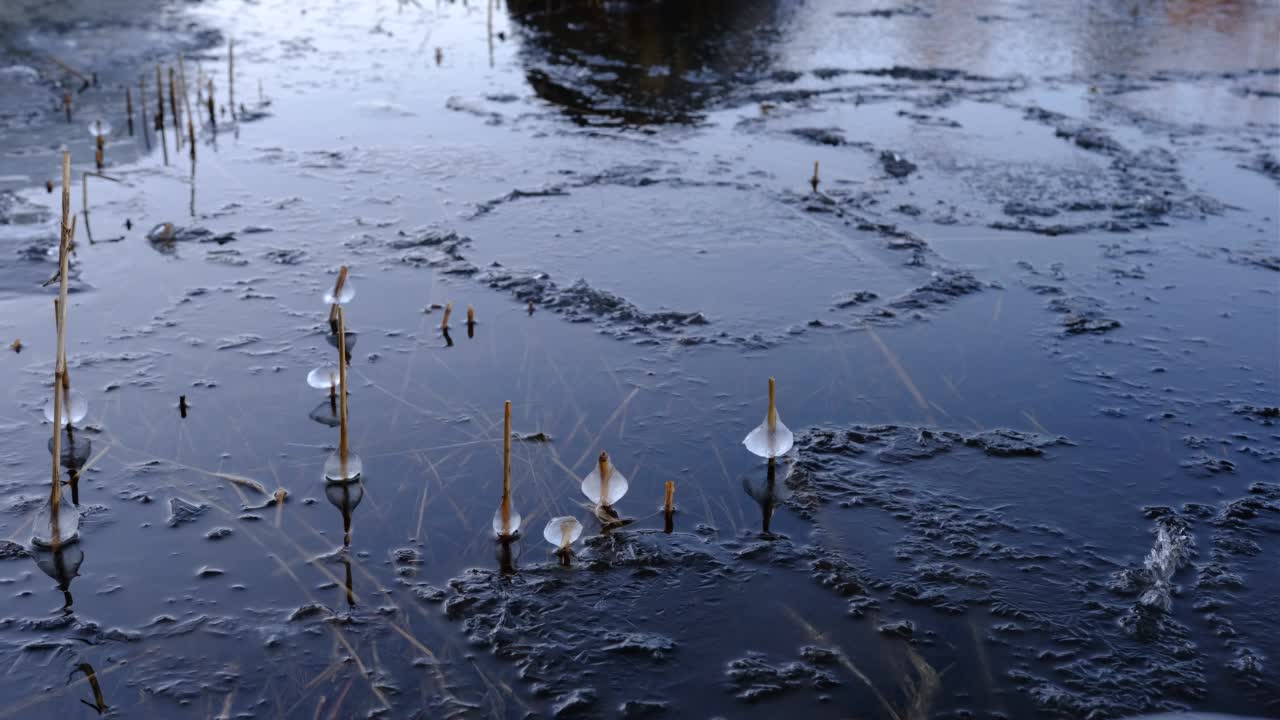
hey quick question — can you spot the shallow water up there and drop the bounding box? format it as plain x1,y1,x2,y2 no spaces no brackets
1,0,1278,718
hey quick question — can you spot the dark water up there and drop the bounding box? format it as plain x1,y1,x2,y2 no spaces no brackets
1,0,1278,718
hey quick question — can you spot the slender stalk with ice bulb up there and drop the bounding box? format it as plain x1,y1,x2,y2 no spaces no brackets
35,151,82,550
743,377,794,459
323,306,361,482
581,450,629,510
326,266,352,330
542,516,582,565
492,401,522,538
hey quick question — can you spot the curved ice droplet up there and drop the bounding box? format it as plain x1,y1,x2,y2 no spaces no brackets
31,500,82,549
87,120,111,138
491,506,523,538
323,280,355,305
324,451,363,482
43,390,87,426
743,415,794,459
307,366,342,390
542,516,583,549
581,465,629,505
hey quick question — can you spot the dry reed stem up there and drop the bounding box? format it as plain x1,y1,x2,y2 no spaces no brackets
597,451,610,506
49,151,73,547
125,87,134,136
664,480,674,513
767,377,777,430
62,92,71,123
337,307,350,471
500,400,512,535
441,303,452,331
327,266,348,325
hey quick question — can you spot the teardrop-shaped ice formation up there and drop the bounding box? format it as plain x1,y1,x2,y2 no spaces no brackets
307,366,342,390
31,499,82,549
323,280,355,305
743,415,794,459
581,460,629,506
87,120,111,138
491,505,523,538
324,451,363,482
543,516,583,550
43,390,87,426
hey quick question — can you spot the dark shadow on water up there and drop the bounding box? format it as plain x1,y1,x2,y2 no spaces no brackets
506,0,792,125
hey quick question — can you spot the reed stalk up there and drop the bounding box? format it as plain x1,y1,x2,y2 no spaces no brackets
48,151,73,550
598,451,610,506
500,400,512,535
63,92,71,123
336,306,350,474
441,303,452,331
126,88,134,136
767,377,777,431
810,160,820,191
664,481,675,514
327,265,348,327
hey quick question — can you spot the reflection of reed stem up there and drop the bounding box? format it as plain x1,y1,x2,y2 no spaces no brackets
169,67,181,149
337,307,349,473
501,400,512,534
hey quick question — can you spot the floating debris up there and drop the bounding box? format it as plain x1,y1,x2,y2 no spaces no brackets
743,377,793,459
582,451,629,507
